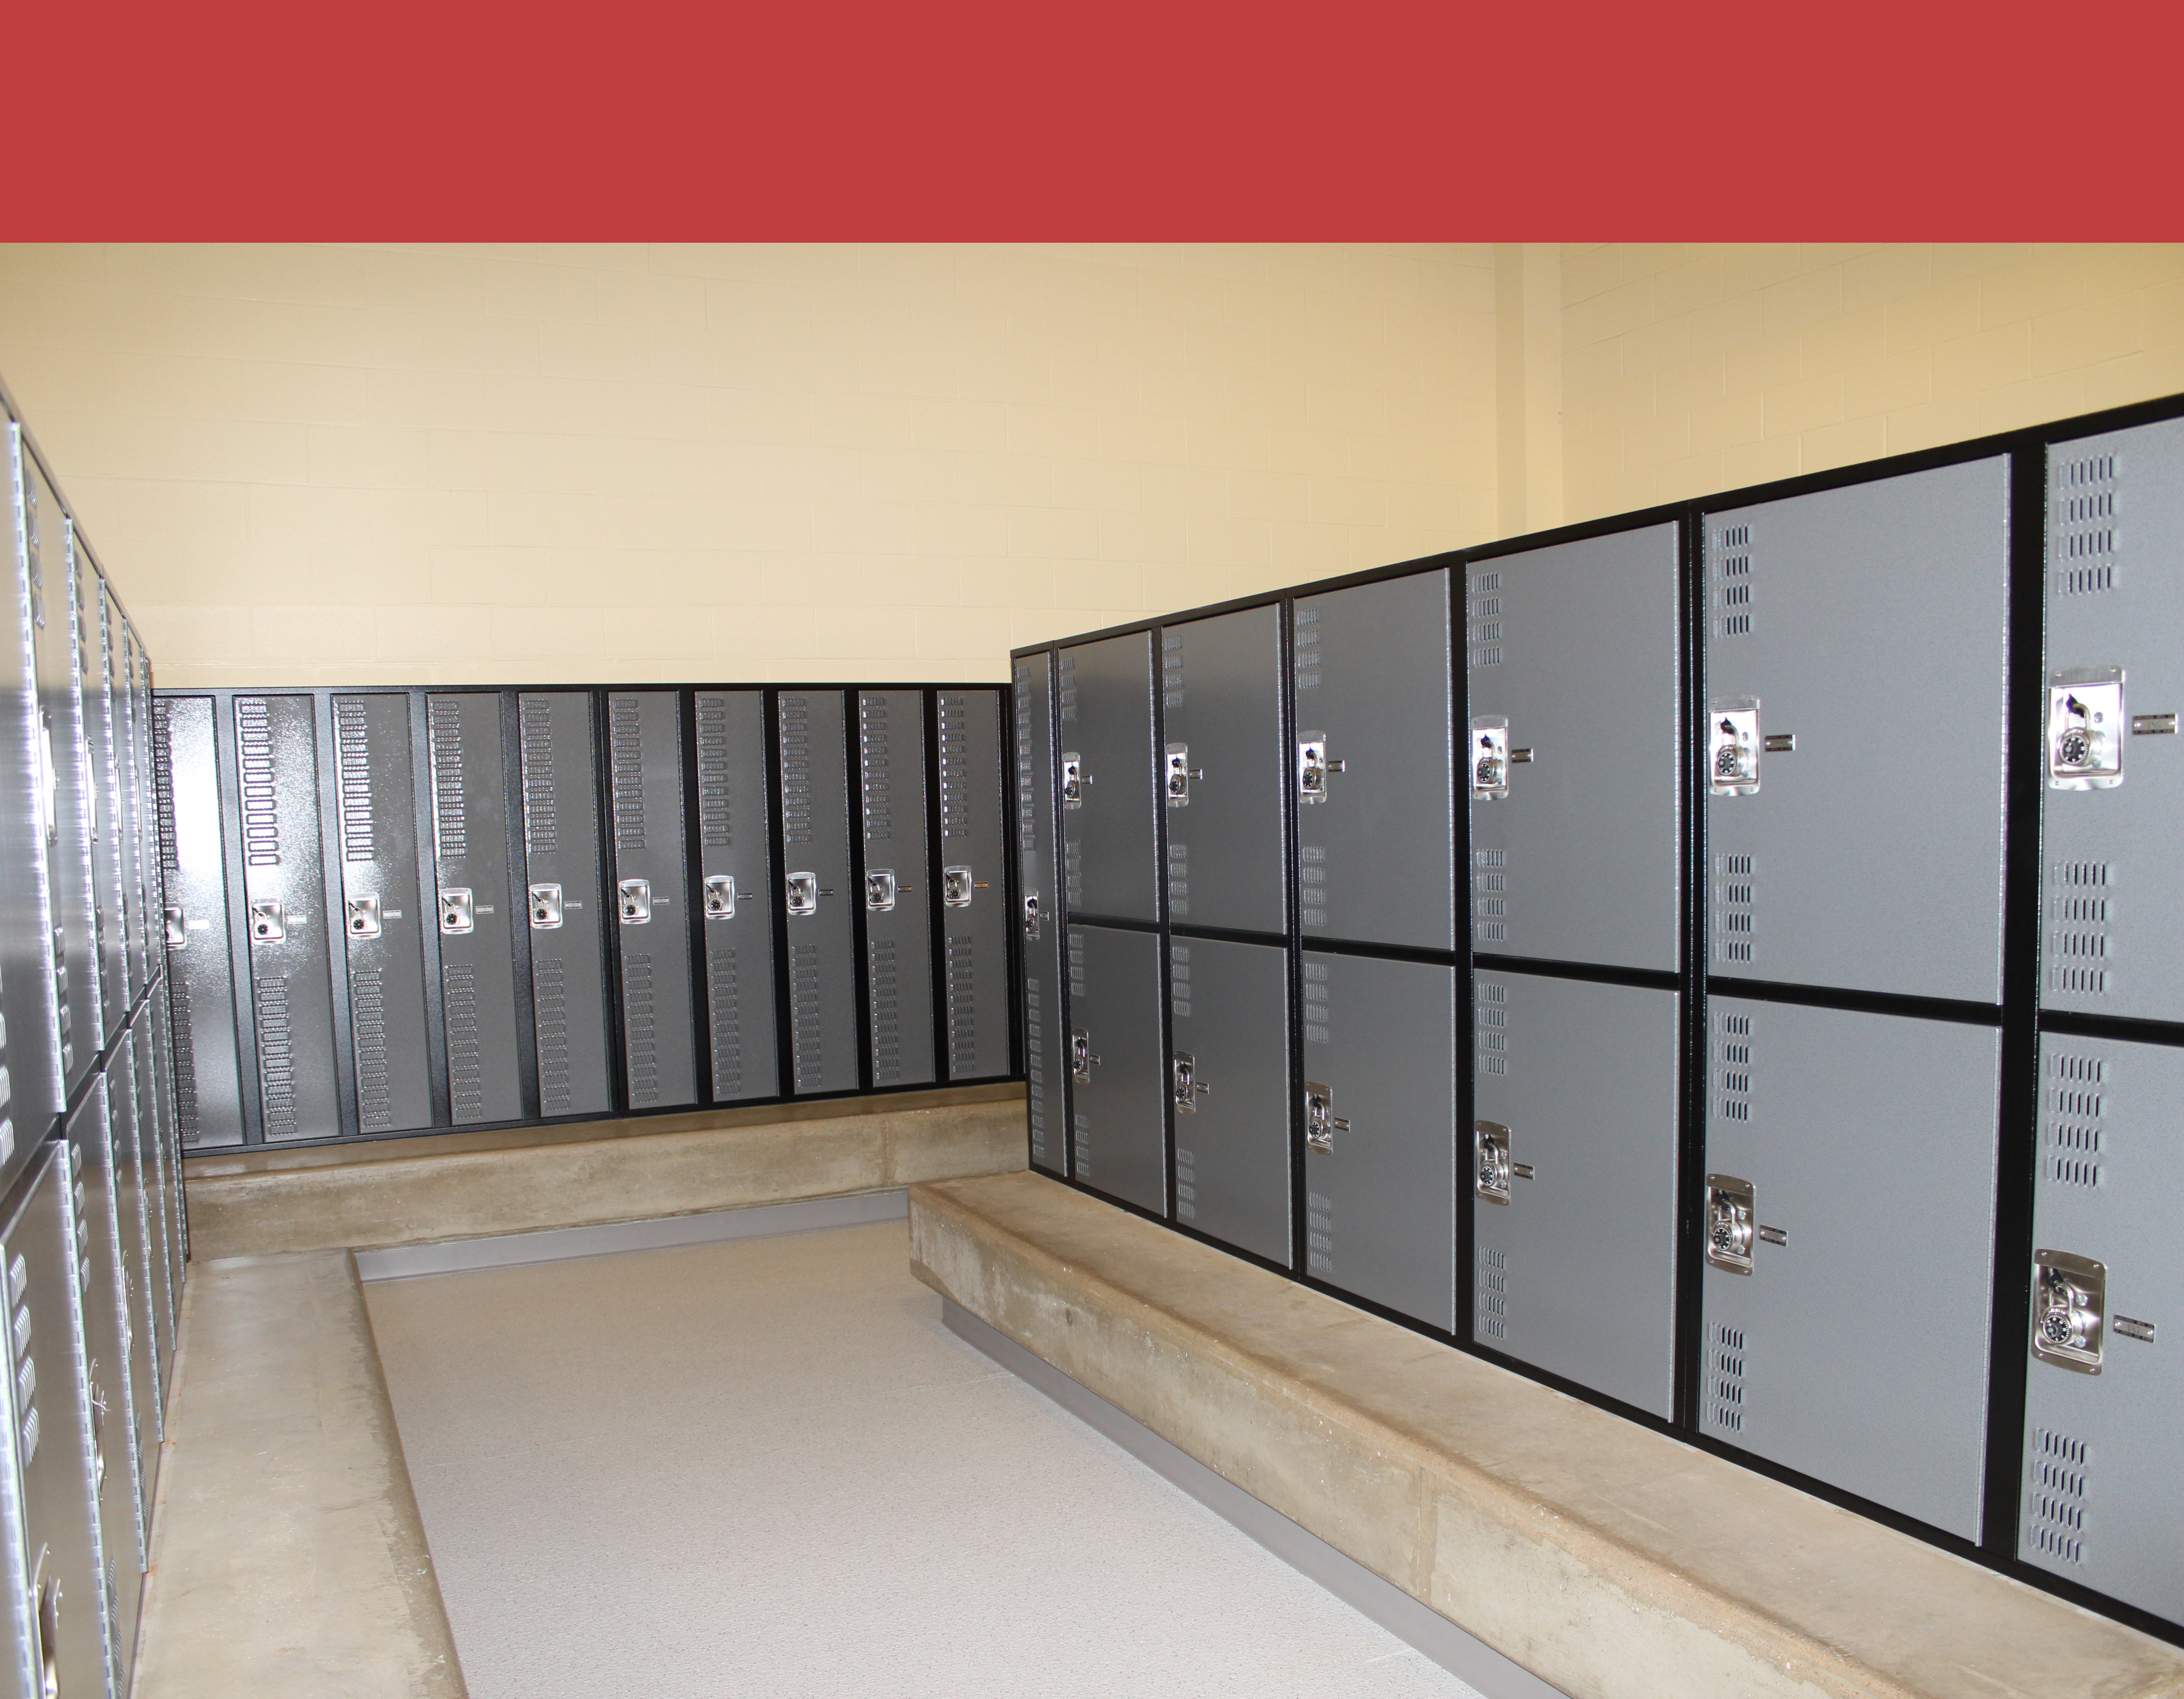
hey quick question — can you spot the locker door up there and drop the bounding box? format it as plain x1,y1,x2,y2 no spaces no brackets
691,692,779,1104
936,689,1010,1082
234,695,340,1142
145,985,187,1315
152,697,244,1150
112,1034,170,1433
1159,607,1286,936
2040,419,2184,1023
605,692,697,1110
332,696,434,1134
1168,936,1288,1265
426,694,525,1126
1467,525,1681,973
856,690,934,1088
2018,1032,2184,1623
778,691,858,1096
1299,951,1455,1332
1470,971,1680,1417
134,634,162,1002
1059,633,1159,922
79,571,126,1041
1295,570,1455,952
1702,460,2009,1002
1698,998,1999,1540
517,692,615,1119
113,604,149,1006
1066,924,1165,1215
1015,656,1065,1173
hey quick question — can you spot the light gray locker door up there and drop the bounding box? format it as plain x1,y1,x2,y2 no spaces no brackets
518,693,614,1119
1168,936,1288,1265
1295,571,1455,953
153,698,243,1150
1159,607,1286,936
1300,951,1455,1331
80,573,126,1043
1066,924,1165,1215
857,691,935,1088
1059,633,1159,922
235,695,340,1142
426,695,524,1126
1016,656,1065,1173
112,604,150,1007
779,691,859,1096
692,693,779,1104
108,1038,168,1442
1467,526,1681,973
937,690,1009,1081
332,696,434,1135
2040,420,2184,1023
2018,1032,2184,1622
1702,461,2009,1002
1698,998,1999,1540
607,692,697,1110
1471,971,1679,1417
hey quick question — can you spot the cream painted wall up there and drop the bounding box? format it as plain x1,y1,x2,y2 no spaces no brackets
0,244,1497,687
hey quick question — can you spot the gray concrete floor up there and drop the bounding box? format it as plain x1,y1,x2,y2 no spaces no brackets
364,1220,1487,1699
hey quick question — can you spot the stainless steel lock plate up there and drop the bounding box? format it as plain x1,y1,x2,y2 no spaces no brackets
942,864,975,907
1704,1174,1755,1274
618,879,653,924
1475,1119,1512,1204
864,869,897,912
248,898,286,943
1022,892,1043,941
1164,743,1199,806
1171,1051,1210,1113
529,883,565,929
702,874,735,920
2032,1249,2105,1372
345,895,382,940
163,904,185,948
786,871,818,917
1469,718,1510,802
1303,1081,1347,1152
1708,700,1761,797
1071,1029,1099,1085
438,888,474,935
1296,733,1344,803
2047,668,2126,790
1060,753,1084,809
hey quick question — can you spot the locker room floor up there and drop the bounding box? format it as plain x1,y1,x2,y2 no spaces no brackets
363,1219,1488,1699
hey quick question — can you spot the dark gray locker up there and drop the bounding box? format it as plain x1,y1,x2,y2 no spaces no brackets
856,691,935,1089
605,692,696,1110
1466,526,1681,973
936,689,1010,1081
517,692,615,1119
152,697,244,1150
331,695,434,1135
109,1038,168,1443
1698,997,1999,1539
691,691,779,1104
1159,607,1286,936
1059,633,1159,923
112,606,150,1008
1470,971,1679,1417
778,691,859,1096
1299,950,1455,1331
80,573,126,1043
144,984,187,1324
234,695,340,1142
1015,656,1065,1173
2040,419,2184,1023
1065,924,1165,1215
134,635,162,1007
1167,936,1288,1265
426,694,525,1126
1702,461,2009,1002
2018,1032,2184,1622
1295,571,1455,953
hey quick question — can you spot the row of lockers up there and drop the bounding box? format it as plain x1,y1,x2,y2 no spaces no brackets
1012,396,2184,1638
157,685,1020,1148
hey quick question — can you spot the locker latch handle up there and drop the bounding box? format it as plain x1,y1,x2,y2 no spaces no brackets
1707,699,1761,797
1164,744,1202,806
786,871,819,917
1469,719,1509,802
1475,1120,1512,1204
701,875,735,920
530,883,566,929
438,888,475,935
1297,734,1344,804
1171,1051,1210,1113
1022,893,1042,941
1303,1082,1347,1152
163,904,185,949
37,713,58,843
942,865,977,908
1060,753,1085,809
2031,1249,2106,1373
865,869,897,912
346,895,383,940
2046,667,2126,791
1703,1174,1755,1273
248,898,286,943
1071,1030,1100,1084
618,879,653,924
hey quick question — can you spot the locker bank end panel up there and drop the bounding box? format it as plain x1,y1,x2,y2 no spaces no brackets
1015,657,1066,1173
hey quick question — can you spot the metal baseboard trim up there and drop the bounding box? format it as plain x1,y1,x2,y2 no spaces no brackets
356,1188,909,1281
941,1297,1569,1699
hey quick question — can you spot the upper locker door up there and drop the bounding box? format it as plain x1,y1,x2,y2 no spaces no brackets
152,697,244,1150
1014,655,1065,1173
78,567,127,1041
1059,633,1159,923
856,691,935,1089
1702,460,2010,1002
778,691,858,1096
1467,525,1681,971
936,689,1010,1082
1159,607,1285,937
1295,569,1456,953
606,692,697,1111
691,691,779,1103
2040,418,2184,1022
331,695,435,1135
426,694,526,1127
113,606,150,1007
517,692,615,1120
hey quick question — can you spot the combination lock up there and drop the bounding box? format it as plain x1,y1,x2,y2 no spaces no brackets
2031,1250,2106,1373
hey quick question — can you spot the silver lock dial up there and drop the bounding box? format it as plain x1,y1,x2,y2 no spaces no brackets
1059,753,1084,808
1071,1029,1099,1084
529,882,565,928
1708,699,1761,797
1171,1051,1210,1113
701,874,735,919
345,894,382,939
1303,1082,1348,1152
1704,1174,1756,1274
617,879,652,924
2031,1249,2106,1373
1475,1119,1512,1204
2046,668,2125,790
1296,733,1344,803
438,888,475,935
864,869,897,912
942,864,977,907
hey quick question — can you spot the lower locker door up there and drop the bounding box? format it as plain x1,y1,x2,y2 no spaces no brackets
1066,925,1165,1215
108,1043,166,1437
1167,935,1289,1265
153,695,245,1150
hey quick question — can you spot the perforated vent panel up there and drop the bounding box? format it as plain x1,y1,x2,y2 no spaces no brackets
426,698,468,862
1479,1247,1507,1340
518,697,558,855
333,697,377,863
1714,523,1753,638
2045,1050,2106,1187
1709,1322,1746,1434
1714,852,1756,966
1717,1010,1752,1121
2025,1427,2089,1567
2047,862,2113,997
2052,452,2119,597
1476,980,1507,1077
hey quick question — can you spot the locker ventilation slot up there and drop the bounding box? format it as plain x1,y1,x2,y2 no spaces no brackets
2052,453,2118,597
1472,848,1508,946
609,698,647,851
352,967,391,1131
534,957,573,1115
426,699,469,862
254,975,299,1138
333,698,378,863
938,697,974,839
1302,959,1328,1046
693,698,734,850
624,953,659,1106
2025,1427,2088,1567
1307,1190,1332,1276
870,938,902,1085
2046,863,2112,995
1293,608,1320,690
1057,653,1077,723
1716,1011,1751,1121
518,698,559,855
1709,1324,1746,1434
780,697,812,847
858,696,894,842
1714,854,1756,965
444,963,485,1123
707,944,743,1095
1714,525,1753,637
2045,1052,2105,1188
236,699,280,866
1478,1248,1508,1341
169,975,202,1144
1160,636,1184,709
1467,565,1505,667
152,702,180,873
945,937,980,1077
790,941,826,1089
1477,981,1507,1076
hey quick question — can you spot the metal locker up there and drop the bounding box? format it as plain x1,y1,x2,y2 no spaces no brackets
234,695,341,1142
605,692,697,1110
936,689,1010,1082
1702,461,2009,1003
1470,970,1680,1417
691,692,780,1104
144,985,187,1319
151,697,244,1150
109,1039,169,1441
1059,633,1159,923
331,696,434,1135
856,691,935,1089
2040,418,2184,1024
1167,935,1288,1265
131,634,160,1000
1014,655,1065,1173
426,694,526,1126
1299,950,1455,1332
1065,924,1165,1216
111,605,150,1008
77,569,126,1044
1467,525,1681,973
1698,997,1999,1539
1158,607,1286,937
1294,570,1456,953
2018,1032,2184,1623
517,692,616,1119
777,691,859,1096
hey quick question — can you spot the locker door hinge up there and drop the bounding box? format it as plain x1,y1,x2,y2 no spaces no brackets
438,888,475,935
1708,699,1761,796
2047,667,2127,790
617,879,653,924
1171,1051,1209,1112
1303,1081,1348,1152
1296,734,1344,804
529,884,565,929
942,865,983,907
345,895,382,940
1071,1030,1099,1084
1164,744,1202,806
701,875,735,920
2032,1249,2106,1373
